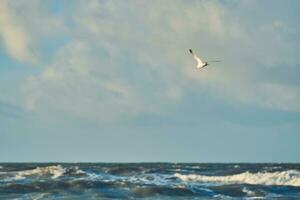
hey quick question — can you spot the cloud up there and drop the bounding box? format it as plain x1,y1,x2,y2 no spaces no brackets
0,1,35,63
21,0,300,122
257,83,300,111
24,40,179,120
0,0,66,64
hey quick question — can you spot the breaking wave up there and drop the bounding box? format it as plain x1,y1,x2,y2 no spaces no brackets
175,170,300,186
15,165,66,179
1,165,85,182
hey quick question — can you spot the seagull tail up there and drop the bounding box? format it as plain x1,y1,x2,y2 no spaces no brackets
189,49,193,54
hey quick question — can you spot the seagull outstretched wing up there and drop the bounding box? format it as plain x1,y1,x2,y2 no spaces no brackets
189,49,205,69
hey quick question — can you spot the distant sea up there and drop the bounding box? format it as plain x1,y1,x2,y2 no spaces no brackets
0,163,300,199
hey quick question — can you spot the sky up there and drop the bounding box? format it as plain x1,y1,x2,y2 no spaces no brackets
0,0,300,162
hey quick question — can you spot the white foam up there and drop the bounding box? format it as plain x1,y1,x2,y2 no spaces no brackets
71,166,86,175
245,197,265,200
16,165,66,179
175,170,300,187
213,194,233,199
22,193,49,200
242,187,256,196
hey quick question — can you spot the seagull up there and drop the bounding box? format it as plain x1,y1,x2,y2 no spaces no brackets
189,49,220,69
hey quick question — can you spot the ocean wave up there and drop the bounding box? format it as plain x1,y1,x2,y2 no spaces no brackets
263,166,283,172
244,197,266,200
242,187,256,196
14,165,66,180
0,165,89,183
128,174,177,187
132,185,194,198
175,170,300,186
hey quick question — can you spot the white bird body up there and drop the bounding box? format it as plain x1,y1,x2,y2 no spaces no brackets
193,53,205,68
189,49,208,69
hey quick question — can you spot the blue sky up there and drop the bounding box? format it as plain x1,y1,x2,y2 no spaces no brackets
1,0,300,162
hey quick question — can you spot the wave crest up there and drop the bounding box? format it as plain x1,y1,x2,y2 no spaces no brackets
175,170,300,186
16,165,66,179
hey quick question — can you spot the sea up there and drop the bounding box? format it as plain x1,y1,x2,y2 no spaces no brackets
0,163,300,199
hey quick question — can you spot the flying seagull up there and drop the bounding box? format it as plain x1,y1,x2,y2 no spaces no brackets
189,49,220,69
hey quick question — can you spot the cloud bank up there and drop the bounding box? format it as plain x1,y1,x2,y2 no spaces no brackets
1,0,299,122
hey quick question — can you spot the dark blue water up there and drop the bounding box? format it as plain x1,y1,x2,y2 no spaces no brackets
0,163,300,199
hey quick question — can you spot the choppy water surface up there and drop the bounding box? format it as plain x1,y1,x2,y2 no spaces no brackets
0,163,300,199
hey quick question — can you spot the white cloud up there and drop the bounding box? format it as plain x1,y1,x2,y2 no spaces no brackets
0,1,35,63
21,0,300,122
42,68,64,81
258,83,300,111
0,0,66,64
